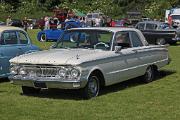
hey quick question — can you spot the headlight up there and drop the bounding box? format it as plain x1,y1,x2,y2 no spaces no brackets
71,68,80,78
58,69,66,78
57,66,81,80
19,67,27,75
29,70,37,77
10,65,19,75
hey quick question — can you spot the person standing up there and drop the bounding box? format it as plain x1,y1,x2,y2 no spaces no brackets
6,16,12,26
22,17,28,31
44,16,50,30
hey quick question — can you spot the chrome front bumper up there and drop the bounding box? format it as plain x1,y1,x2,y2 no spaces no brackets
9,76,87,89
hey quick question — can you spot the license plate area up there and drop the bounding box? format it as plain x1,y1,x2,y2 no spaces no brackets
34,81,47,88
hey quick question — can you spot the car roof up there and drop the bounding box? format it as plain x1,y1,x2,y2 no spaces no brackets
137,21,163,25
70,27,139,33
0,26,25,33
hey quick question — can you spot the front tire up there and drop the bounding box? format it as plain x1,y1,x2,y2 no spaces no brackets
83,75,100,99
22,86,40,94
143,66,154,83
156,38,166,45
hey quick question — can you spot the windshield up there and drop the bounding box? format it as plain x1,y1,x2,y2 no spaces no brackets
54,30,113,50
171,15,180,20
87,13,99,19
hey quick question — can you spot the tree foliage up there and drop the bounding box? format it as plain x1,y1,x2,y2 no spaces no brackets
0,0,180,20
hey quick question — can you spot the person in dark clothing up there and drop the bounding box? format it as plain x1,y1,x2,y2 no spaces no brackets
22,17,28,31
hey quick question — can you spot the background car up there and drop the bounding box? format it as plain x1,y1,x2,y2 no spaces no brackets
0,21,6,26
135,21,178,44
9,19,23,28
37,20,81,42
0,26,40,78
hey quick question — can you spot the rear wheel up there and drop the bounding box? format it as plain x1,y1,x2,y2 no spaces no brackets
40,33,47,42
156,38,166,45
143,66,154,83
83,75,100,99
22,86,40,94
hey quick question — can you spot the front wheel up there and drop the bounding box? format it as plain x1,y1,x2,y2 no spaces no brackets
22,86,40,94
83,75,100,99
142,66,154,83
156,38,166,45
40,33,47,42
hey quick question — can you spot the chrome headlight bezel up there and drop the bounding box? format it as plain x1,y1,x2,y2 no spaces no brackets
19,67,27,75
57,66,81,80
10,64,20,75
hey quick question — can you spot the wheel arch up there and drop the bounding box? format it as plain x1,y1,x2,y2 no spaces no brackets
88,69,105,87
37,31,45,41
151,64,158,74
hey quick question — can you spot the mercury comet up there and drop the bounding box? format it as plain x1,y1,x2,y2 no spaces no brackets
9,27,170,99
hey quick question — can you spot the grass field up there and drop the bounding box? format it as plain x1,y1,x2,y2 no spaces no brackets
0,30,180,120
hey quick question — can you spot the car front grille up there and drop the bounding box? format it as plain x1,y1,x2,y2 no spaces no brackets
21,65,59,78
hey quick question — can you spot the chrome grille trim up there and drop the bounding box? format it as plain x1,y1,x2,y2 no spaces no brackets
20,65,60,78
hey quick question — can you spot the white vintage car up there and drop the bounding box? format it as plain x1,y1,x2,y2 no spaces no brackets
9,27,170,99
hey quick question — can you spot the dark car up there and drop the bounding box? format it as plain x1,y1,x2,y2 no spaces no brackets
135,21,178,45
9,19,23,28
0,21,6,26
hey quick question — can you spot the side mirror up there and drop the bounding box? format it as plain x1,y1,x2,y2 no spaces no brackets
114,46,122,53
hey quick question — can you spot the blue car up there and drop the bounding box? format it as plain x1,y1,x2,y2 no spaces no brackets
0,26,40,78
37,21,81,42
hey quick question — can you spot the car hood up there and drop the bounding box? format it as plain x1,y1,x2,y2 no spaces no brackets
10,48,114,65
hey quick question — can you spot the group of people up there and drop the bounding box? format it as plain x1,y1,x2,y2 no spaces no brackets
5,13,113,32
6,16,30,31
43,15,86,30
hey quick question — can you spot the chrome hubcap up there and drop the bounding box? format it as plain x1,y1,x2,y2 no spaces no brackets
88,76,99,97
157,38,165,45
146,67,152,81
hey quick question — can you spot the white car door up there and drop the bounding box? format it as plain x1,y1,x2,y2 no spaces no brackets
108,31,140,85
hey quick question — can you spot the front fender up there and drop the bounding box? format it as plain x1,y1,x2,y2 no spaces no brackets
86,66,105,81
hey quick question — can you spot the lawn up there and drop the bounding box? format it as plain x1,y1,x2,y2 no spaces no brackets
0,29,180,120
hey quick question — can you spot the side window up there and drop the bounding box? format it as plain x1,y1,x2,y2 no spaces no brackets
146,23,157,30
2,31,18,44
114,31,131,49
18,31,29,44
130,31,143,47
136,23,145,30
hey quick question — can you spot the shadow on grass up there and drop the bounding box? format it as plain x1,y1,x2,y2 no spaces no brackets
22,89,84,100
21,69,176,100
100,69,176,96
0,78,9,83
170,42,180,46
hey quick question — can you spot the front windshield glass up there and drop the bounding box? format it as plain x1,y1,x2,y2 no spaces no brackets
87,14,92,18
92,14,99,18
54,30,113,50
172,15,180,20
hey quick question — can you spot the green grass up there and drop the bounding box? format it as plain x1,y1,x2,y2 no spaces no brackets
0,30,180,120
27,29,54,50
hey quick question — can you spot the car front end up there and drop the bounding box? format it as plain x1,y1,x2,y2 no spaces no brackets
9,63,88,89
